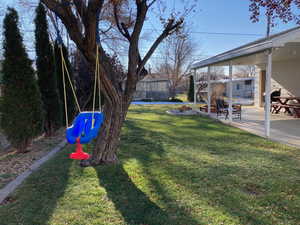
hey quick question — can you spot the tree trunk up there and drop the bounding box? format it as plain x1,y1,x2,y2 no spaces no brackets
80,100,129,167
44,119,55,137
169,86,176,99
17,139,30,154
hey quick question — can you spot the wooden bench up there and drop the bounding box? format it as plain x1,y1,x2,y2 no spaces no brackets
288,104,300,118
271,103,300,117
199,105,217,113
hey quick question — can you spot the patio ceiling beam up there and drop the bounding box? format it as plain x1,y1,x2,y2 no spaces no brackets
192,42,273,70
265,50,272,137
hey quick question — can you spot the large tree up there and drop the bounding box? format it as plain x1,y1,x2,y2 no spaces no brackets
35,2,62,136
41,0,184,166
234,65,256,77
156,27,194,98
73,50,124,110
249,0,300,25
1,8,44,153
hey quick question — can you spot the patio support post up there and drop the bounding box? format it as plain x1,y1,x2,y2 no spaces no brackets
207,66,211,115
193,69,197,105
265,50,272,137
229,62,233,122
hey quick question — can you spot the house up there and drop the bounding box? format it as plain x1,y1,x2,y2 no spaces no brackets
191,26,300,146
222,77,254,98
198,77,255,100
134,74,171,101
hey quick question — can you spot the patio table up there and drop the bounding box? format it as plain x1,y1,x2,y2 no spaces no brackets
272,96,300,117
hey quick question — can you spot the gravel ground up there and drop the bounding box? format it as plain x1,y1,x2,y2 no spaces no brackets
0,129,65,189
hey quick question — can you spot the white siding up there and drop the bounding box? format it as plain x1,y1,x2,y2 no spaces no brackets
272,59,300,97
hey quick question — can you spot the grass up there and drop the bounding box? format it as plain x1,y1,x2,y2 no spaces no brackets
0,105,300,225
176,93,188,102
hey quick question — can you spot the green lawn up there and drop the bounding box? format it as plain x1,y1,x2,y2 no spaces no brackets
175,93,188,102
0,105,300,225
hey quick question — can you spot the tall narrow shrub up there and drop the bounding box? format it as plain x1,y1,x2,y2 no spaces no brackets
54,41,76,125
1,8,44,152
188,75,194,102
35,2,62,136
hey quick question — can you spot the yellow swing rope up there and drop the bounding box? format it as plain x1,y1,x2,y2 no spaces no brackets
97,52,102,112
52,7,81,129
60,46,68,128
92,45,99,116
92,45,102,128
59,46,81,128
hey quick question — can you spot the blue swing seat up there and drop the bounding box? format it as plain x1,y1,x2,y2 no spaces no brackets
66,112,104,144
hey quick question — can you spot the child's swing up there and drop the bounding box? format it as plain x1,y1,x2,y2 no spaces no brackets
55,14,104,160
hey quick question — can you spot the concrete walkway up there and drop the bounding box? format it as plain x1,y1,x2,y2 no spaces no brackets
0,140,67,204
215,107,300,148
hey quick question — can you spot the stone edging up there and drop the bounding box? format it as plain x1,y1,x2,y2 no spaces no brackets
166,110,200,116
0,140,68,204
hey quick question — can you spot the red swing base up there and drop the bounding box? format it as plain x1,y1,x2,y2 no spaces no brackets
69,138,90,160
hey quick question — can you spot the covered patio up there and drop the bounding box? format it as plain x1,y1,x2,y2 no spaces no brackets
192,27,300,146
216,107,300,148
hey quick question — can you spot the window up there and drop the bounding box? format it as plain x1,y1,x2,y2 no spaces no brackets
236,84,240,90
245,80,252,85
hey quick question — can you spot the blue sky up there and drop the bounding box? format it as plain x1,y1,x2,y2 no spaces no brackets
144,0,297,60
0,0,298,62
194,0,296,56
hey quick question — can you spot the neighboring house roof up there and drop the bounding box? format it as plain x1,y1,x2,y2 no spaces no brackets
192,26,300,69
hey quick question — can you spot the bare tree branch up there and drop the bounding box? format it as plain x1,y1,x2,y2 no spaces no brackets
148,0,158,9
73,0,86,22
137,18,183,77
113,4,131,40
41,0,85,50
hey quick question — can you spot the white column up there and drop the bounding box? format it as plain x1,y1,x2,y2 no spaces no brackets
228,62,233,122
207,66,211,115
265,50,272,137
193,69,197,105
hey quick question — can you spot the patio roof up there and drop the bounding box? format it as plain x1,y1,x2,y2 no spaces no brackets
192,26,300,69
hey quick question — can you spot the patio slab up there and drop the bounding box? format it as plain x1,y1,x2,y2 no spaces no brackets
212,107,300,148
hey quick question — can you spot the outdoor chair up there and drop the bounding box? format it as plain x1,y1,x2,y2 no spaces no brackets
270,88,281,113
271,88,281,103
216,99,229,119
216,99,242,120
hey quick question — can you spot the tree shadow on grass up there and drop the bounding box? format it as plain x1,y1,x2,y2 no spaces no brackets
118,118,300,225
96,165,195,225
94,120,202,225
0,146,74,225
153,158,300,224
